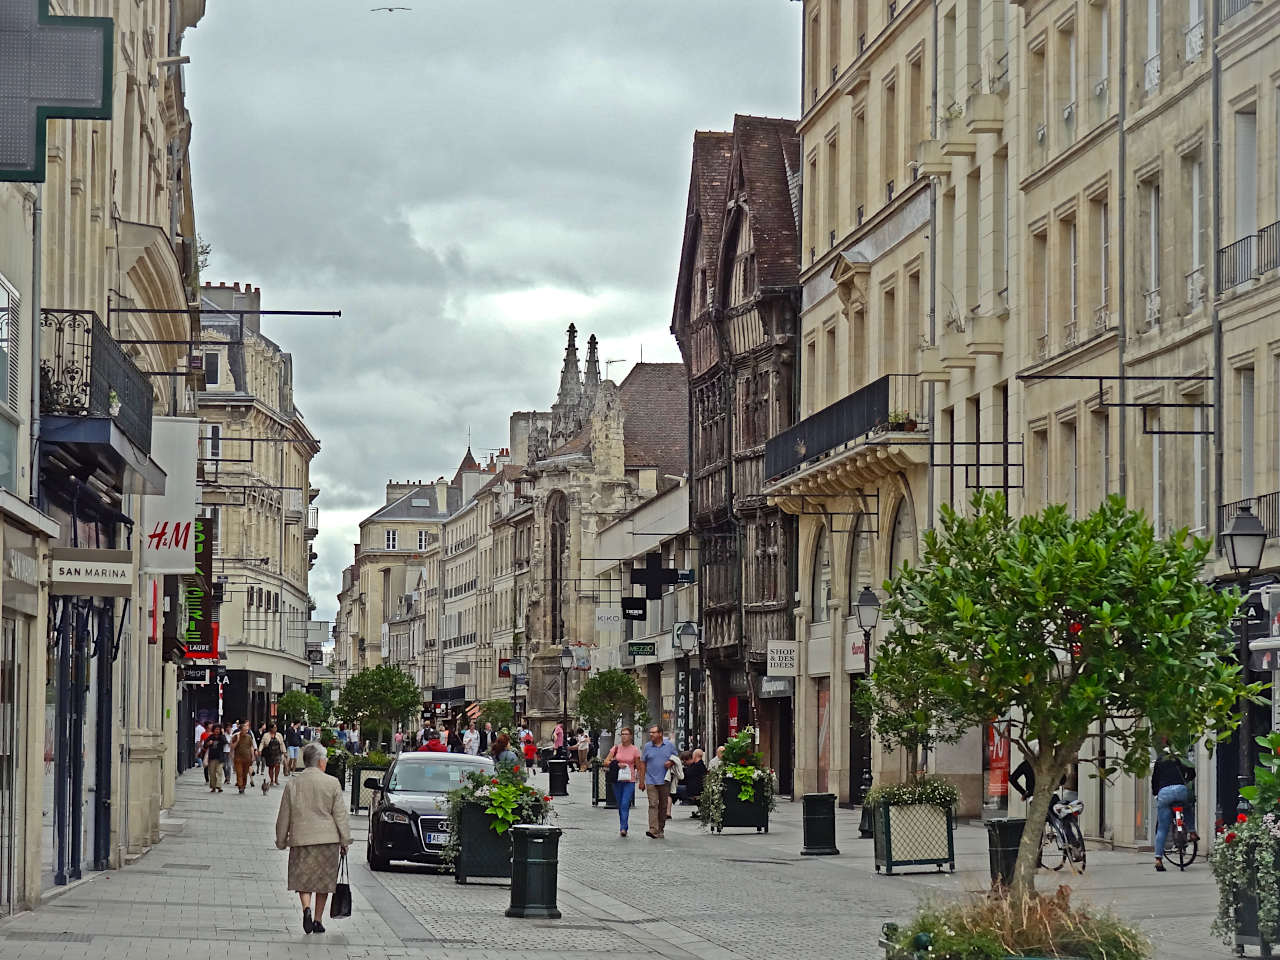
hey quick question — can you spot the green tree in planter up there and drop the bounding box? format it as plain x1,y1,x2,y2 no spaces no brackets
576,669,646,735
276,689,327,727
335,664,420,751
868,491,1262,900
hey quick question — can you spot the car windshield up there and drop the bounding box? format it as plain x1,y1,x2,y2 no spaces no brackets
387,760,483,793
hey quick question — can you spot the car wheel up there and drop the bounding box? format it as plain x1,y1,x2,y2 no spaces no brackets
366,840,389,871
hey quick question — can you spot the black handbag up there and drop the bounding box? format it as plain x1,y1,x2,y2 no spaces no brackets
330,852,352,919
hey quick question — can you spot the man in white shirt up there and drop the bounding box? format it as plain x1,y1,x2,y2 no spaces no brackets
462,720,480,755
194,721,206,777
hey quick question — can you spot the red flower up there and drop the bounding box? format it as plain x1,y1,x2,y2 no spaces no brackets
1225,831,1237,843
739,759,748,766
1069,622,1083,635
1070,642,1082,658
543,795,552,802
491,778,499,785
1238,813,1249,823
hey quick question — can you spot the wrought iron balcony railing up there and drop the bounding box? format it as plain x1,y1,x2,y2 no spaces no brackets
1143,54,1161,93
1219,0,1251,24
1143,289,1162,329
1218,492,1280,546
1184,18,1205,61
764,373,922,484
1218,220,1280,291
40,309,153,454
1185,265,1206,308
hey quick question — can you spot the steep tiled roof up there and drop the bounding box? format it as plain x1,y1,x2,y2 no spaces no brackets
729,115,801,289
451,446,479,487
618,363,689,486
476,463,525,495
670,131,734,341
363,485,449,524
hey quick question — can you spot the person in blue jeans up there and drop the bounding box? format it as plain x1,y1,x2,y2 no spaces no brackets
1152,745,1197,872
604,727,641,837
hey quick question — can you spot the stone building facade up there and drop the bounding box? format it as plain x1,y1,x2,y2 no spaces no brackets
194,282,320,727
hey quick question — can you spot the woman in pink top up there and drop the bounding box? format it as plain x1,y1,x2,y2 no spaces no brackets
604,727,641,837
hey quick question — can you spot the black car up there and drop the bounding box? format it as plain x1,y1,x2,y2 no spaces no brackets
364,751,493,869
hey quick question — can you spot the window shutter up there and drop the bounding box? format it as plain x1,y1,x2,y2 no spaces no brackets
7,289,19,411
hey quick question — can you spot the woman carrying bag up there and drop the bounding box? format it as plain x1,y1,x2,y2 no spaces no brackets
603,726,641,838
275,742,352,934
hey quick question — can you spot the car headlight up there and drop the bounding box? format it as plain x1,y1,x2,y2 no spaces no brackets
382,810,411,825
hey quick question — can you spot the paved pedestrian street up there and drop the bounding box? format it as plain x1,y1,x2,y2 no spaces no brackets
0,769,1235,960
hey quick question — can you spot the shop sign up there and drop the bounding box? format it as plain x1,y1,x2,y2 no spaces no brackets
141,418,199,573
627,640,657,657
766,638,798,677
498,657,511,677
675,668,690,749
306,647,323,664
759,675,794,699
595,607,623,632
181,666,208,684
5,547,37,593
49,547,133,597
621,598,646,621
182,518,216,659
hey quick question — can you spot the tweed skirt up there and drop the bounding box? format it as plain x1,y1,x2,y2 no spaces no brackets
287,843,340,893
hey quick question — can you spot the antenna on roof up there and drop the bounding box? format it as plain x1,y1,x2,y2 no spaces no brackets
605,359,625,378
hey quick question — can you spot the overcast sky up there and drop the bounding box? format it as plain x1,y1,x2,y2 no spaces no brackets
184,2,800,623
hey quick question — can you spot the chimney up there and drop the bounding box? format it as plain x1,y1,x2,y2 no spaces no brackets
435,478,449,514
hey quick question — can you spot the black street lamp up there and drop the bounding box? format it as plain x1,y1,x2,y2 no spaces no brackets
559,645,574,753
853,585,880,827
1223,504,1267,574
510,655,525,732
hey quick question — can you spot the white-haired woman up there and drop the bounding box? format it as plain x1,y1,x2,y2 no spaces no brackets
275,742,351,934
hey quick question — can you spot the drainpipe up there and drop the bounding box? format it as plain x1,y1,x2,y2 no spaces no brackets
1210,0,1223,546
926,0,939,530
30,184,41,508
1116,0,1130,495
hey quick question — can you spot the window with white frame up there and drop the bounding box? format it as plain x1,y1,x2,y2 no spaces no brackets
418,529,429,550
386,528,399,550
1241,366,1255,499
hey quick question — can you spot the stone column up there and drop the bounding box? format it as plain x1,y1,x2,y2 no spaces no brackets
828,601,850,803
792,607,813,796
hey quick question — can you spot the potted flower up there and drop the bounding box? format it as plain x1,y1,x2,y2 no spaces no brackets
700,728,775,834
107,388,121,416
445,766,552,884
1211,731,1280,953
867,775,958,874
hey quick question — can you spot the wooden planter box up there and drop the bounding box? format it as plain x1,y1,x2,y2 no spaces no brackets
713,789,769,833
454,802,512,885
872,802,955,874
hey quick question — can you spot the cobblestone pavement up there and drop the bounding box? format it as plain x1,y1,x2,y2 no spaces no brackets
0,768,1238,959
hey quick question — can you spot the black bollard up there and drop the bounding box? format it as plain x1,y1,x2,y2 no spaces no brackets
548,759,569,797
858,770,875,839
506,824,562,919
801,793,840,856
590,760,602,806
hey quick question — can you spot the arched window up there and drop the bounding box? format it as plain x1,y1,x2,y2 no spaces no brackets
547,492,569,641
847,510,876,613
811,526,832,622
888,496,918,578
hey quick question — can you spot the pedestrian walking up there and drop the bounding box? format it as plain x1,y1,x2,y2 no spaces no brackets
603,726,640,837
522,733,537,775
275,742,352,935
479,722,492,753
285,722,303,775
639,724,677,839
446,722,465,754
193,721,206,771
200,724,228,792
462,720,480,755
680,749,707,815
261,723,286,790
489,733,520,775
553,721,565,759
576,727,591,771
255,722,268,779
231,721,258,794
665,751,685,818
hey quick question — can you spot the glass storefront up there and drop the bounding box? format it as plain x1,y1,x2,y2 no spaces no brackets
0,616,20,916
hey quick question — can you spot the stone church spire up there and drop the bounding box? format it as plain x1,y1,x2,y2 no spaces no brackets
580,333,600,417
551,323,583,446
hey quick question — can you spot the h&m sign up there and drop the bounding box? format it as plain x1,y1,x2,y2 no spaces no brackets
49,548,133,597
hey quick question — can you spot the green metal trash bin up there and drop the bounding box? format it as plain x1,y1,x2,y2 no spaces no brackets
506,824,562,919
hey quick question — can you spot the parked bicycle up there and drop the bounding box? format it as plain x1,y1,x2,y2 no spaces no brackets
1039,797,1087,873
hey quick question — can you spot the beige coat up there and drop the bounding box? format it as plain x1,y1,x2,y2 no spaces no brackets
274,767,352,849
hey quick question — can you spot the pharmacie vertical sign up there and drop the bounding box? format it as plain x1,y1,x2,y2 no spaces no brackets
182,517,216,659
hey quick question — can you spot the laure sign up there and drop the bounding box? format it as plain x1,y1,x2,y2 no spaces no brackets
49,548,133,597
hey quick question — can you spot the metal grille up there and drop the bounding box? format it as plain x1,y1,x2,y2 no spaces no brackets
419,815,447,849
874,802,954,870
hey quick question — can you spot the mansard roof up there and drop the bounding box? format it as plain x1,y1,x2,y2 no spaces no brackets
724,114,801,290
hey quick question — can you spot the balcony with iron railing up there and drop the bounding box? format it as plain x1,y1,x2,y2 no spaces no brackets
40,309,153,454
1143,54,1161,93
1185,265,1206,309
1219,0,1252,24
1218,220,1280,291
1063,319,1079,350
763,373,925,487
1143,289,1162,329
1185,18,1206,61
305,504,319,538
1093,303,1112,333
1218,492,1280,547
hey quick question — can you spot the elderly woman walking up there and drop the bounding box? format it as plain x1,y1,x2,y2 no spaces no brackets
275,742,351,934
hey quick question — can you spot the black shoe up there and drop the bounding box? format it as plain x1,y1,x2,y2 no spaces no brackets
1154,860,1166,872
645,831,656,838
312,921,325,934
302,907,314,934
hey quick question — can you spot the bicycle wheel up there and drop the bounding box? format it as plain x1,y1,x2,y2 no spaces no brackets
1045,827,1070,871
1169,829,1198,870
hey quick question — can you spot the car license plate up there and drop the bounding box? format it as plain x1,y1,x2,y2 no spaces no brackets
424,832,450,845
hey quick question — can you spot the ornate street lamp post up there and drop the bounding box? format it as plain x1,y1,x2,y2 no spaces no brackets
853,586,880,830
